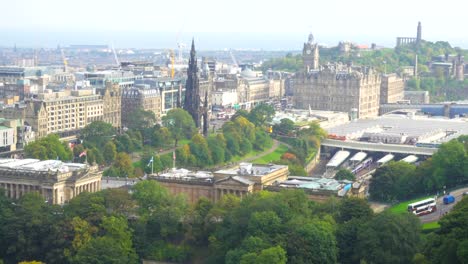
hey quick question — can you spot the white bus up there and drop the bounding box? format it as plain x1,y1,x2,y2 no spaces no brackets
407,198,436,216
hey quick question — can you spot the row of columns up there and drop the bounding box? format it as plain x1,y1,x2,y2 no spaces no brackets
0,182,41,199
214,188,249,202
74,181,101,197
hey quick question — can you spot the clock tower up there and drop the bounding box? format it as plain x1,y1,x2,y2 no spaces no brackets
303,33,319,71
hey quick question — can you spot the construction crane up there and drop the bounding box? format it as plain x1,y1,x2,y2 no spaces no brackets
177,42,186,63
229,49,239,68
111,43,121,70
170,49,175,78
60,48,68,72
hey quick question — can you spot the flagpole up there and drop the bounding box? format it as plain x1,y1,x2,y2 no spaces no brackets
173,150,176,169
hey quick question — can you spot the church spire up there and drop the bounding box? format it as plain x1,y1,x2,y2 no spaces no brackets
184,38,202,128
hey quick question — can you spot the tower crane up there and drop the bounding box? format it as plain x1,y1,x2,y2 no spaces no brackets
229,49,239,68
111,43,121,70
170,49,175,78
60,48,68,72
177,42,186,63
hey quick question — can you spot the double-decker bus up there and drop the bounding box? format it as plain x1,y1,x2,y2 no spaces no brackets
407,198,436,216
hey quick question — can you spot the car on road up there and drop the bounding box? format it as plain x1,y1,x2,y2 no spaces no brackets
443,195,455,205
463,191,468,196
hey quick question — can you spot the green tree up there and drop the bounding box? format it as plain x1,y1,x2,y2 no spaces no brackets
113,153,133,177
369,161,417,202
1,193,67,264
272,118,295,136
356,211,420,264
424,196,468,264
431,139,467,187
162,108,196,147
24,134,72,161
336,218,368,264
207,135,225,165
189,133,212,167
335,168,355,181
125,108,156,131
286,218,337,264
256,246,287,264
103,141,117,165
152,126,171,148
248,103,275,127
336,197,373,224
80,121,115,149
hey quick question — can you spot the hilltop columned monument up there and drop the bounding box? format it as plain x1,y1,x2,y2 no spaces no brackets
184,39,209,136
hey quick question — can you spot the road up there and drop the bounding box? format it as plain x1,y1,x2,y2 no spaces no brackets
101,177,141,189
419,187,468,223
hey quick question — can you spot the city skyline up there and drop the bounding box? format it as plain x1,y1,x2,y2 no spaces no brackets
1,0,467,49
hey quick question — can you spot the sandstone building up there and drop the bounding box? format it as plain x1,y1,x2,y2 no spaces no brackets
293,33,381,119
121,86,161,126
0,158,102,204
380,74,404,104
150,163,289,203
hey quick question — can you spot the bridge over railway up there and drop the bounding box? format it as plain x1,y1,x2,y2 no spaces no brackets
321,139,437,156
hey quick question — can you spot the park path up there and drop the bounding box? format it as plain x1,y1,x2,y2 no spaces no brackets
241,139,280,162
130,144,182,162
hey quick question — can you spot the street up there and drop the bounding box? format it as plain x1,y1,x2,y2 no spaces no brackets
419,187,468,223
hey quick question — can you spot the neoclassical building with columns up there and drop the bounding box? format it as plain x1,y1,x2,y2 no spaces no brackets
0,159,102,204
150,163,289,203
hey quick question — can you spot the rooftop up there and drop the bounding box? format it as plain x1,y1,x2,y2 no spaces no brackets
0,159,88,173
215,162,287,177
326,114,468,143
276,176,352,192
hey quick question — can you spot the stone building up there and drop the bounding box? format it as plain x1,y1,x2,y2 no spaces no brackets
121,86,162,126
380,74,404,104
150,163,289,203
303,33,319,71
239,69,270,108
135,78,185,116
0,159,102,204
396,21,422,48
99,81,122,129
294,66,381,119
293,34,381,119
0,83,121,139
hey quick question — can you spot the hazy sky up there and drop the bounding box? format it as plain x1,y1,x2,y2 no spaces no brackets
1,0,466,49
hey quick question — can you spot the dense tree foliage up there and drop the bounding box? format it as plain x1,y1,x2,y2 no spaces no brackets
369,138,468,202
356,211,421,264
259,53,303,72
24,134,72,161
335,168,355,181
80,121,115,149
162,108,196,147
424,196,468,264
0,182,466,264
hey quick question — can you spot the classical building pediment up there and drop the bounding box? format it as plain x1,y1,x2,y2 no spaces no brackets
215,176,253,187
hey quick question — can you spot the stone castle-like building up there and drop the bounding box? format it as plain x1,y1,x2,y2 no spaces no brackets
293,33,381,119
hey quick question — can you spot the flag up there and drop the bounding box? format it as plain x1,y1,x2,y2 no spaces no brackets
79,151,87,157
173,151,176,160
147,156,154,167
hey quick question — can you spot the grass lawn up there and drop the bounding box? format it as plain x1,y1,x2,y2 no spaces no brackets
229,149,264,163
389,195,433,214
252,144,288,164
422,221,440,231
